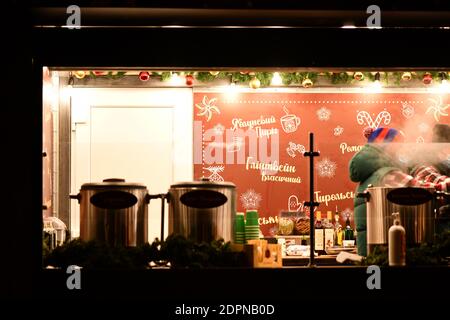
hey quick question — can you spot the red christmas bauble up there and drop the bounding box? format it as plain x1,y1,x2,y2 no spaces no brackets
423,73,433,85
185,74,194,86
139,71,150,81
92,71,107,76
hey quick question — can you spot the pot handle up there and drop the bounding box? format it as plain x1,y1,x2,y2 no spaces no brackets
103,178,126,182
435,191,450,200
69,194,81,203
145,193,168,204
145,193,169,242
356,192,370,201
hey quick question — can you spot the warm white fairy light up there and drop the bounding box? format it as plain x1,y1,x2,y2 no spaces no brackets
271,72,283,86
439,72,450,92
440,79,449,91
169,72,184,85
224,81,239,97
365,72,382,93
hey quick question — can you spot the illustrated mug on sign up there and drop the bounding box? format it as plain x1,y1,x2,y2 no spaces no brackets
280,106,301,133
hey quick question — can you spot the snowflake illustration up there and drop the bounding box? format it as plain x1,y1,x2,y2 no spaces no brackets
401,102,415,119
317,107,332,121
341,208,353,221
418,123,429,133
333,125,344,136
195,95,220,122
316,158,337,178
240,189,262,210
426,96,449,122
203,166,224,182
213,124,225,135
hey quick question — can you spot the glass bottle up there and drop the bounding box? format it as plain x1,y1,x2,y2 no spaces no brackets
343,213,354,241
314,211,324,254
334,206,343,246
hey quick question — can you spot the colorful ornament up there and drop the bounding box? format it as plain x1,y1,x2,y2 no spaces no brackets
185,74,194,86
92,71,107,76
401,72,412,81
209,71,220,76
139,71,150,81
249,77,261,89
353,72,364,81
423,73,433,85
74,71,86,79
302,78,313,88
363,126,374,138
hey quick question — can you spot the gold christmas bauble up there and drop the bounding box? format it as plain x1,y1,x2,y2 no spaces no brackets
353,72,364,81
209,71,220,76
302,78,313,88
401,72,412,81
249,77,261,89
74,71,86,79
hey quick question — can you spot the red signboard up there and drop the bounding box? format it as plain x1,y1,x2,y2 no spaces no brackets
193,92,450,236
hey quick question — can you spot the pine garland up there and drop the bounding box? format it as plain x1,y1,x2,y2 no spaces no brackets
43,234,246,269
80,70,449,88
363,230,450,267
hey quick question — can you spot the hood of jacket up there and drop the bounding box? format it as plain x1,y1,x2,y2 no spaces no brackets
349,144,399,183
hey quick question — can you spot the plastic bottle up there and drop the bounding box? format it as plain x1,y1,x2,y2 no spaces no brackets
389,212,406,267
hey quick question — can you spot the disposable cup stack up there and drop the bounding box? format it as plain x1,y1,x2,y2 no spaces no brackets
235,212,245,244
245,210,260,242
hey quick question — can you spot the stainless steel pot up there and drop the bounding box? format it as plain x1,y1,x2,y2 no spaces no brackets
168,179,236,243
71,178,158,246
358,187,436,254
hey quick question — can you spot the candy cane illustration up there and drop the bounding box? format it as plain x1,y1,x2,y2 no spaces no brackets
356,110,391,128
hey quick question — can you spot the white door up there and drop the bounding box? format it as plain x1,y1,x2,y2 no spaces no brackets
70,88,193,241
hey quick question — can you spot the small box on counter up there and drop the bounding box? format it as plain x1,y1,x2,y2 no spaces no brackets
245,239,282,268
276,235,310,257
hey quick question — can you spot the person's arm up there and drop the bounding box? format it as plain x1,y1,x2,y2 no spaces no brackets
382,169,440,189
410,165,450,192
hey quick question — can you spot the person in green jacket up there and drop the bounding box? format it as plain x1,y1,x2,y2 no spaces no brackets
348,127,406,256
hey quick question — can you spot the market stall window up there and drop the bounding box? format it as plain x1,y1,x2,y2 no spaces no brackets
42,69,450,269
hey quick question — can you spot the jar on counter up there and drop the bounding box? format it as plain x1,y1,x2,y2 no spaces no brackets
278,211,298,235
294,211,310,235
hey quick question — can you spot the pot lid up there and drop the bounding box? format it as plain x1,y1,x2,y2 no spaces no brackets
386,187,433,206
170,178,235,189
81,178,147,190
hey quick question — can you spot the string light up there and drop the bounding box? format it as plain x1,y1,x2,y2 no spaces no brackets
438,72,449,92
271,72,283,86
169,72,184,85
366,72,382,93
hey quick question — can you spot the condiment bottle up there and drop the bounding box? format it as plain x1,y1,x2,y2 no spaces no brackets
389,212,406,267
